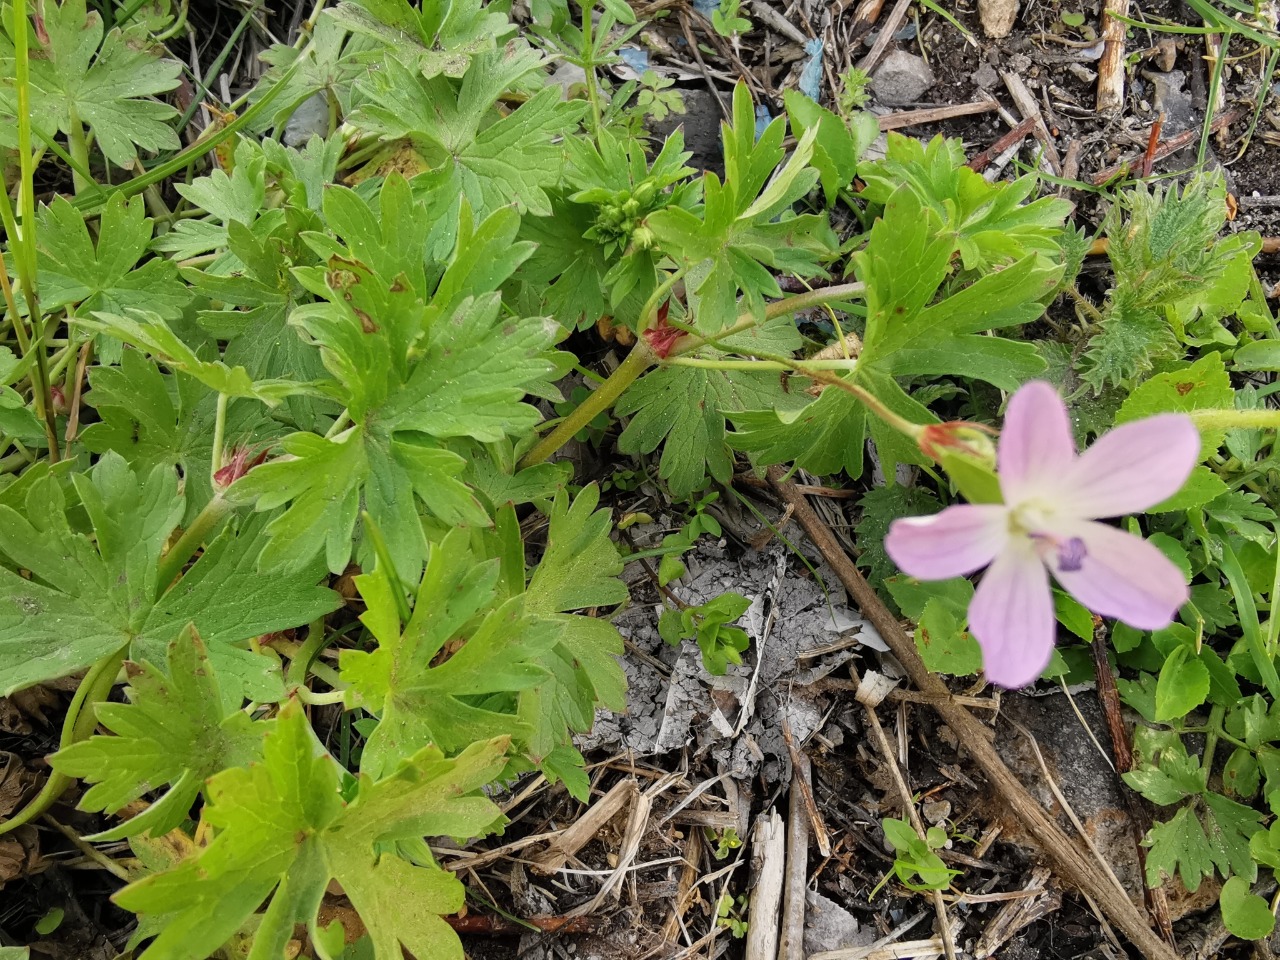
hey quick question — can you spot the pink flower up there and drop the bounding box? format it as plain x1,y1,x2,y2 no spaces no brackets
885,381,1200,689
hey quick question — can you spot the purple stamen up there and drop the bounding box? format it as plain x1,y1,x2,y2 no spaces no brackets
1057,537,1086,572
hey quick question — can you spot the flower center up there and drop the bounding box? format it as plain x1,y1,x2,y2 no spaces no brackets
1009,502,1088,573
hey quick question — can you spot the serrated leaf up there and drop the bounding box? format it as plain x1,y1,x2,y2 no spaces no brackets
857,133,1070,273
884,575,972,620
1114,352,1234,456
114,700,509,960
730,184,1060,480
783,90,878,204
648,84,836,333
35,195,190,326
1123,728,1206,806
914,597,982,676
50,627,263,841
618,362,798,496
329,0,514,77
518,486,627,759
0,0,181,165
0,456,340,698
353,50,583,219
854,485,942,583
1143,804,1216,892
342,528,556,776
235,231,553,576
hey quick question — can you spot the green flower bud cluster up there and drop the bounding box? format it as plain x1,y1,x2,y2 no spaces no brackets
582,178,663,255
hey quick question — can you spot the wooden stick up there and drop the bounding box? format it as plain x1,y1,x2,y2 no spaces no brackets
744,809,786,960
778,755,811,960
764,468,1182,960
877,98,1000,131
780,715,832,856
1096,0,1131,112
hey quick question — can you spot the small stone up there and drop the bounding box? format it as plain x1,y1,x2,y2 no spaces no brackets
871,49,936,107
922,798,952,825
1154,36,1177,71
1143,70,1196,133
972,61,1000,91
978,0,1018,38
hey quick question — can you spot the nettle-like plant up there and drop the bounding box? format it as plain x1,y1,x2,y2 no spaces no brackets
2,0,1280,954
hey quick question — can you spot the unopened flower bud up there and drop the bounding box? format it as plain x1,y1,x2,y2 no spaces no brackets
918,421,997,467
214,446,269,489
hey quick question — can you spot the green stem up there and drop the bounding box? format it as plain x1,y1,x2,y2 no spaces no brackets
155,495,234,595
1190,408,1280,432
666,357,860,372
1201,703,1227,777
580,0,603,134
324,408,352,439
65,103,94,195
210,392,229,483
273,638,343,689
518,281,869,469
521,338,658,468
286,618,331,690
0,645,127,837
295,688,347,705
8,0,59,462
671,281,866,356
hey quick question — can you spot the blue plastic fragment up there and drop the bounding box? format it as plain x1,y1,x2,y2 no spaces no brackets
618,47,650,74
692,0,718,16
798,38,824,102
755,104,772,140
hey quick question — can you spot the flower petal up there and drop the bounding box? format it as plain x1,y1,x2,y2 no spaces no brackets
1049,520,1189,629
997,381,1077,504
1057,414,1200,518
886,504,1008,580
968,540,1055,689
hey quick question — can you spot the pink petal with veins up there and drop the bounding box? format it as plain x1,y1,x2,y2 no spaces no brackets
1048,519,1189,629
997,381,1077,504
967,540,1055,689
1056,414,1200,518
886,504,1008,580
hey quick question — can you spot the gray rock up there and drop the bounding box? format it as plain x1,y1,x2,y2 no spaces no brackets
1143,70,1196,134
972,61,1000,91
804,890,871,956
871,49,936,107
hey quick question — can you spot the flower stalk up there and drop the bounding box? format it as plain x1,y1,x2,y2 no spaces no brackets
518,281,868,470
